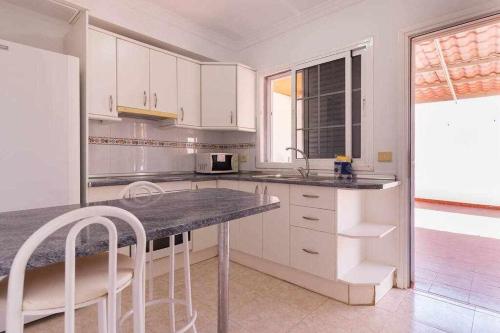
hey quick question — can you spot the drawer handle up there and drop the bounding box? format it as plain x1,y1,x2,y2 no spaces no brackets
302,194,319,199
302,216,319,221
302,248,319,255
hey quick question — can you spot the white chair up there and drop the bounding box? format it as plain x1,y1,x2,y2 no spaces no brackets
1,206,146,333
119,181,197,333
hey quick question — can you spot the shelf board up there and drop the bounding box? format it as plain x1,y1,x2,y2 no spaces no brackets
338,261,395,286
88,114,122,122
117,106,177,120
338,223,396,239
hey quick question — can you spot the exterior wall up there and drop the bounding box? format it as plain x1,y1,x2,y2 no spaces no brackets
415,96,500,206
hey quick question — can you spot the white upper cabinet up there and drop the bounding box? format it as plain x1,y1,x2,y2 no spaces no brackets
150,49,177,114
88,29,117,118
177,58,201,127
201,64,256,131
117,39,150,110
201,64,237,128
237,66,256,130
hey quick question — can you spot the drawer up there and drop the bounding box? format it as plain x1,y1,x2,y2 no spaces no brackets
290,205,335,234
290,185,335,210
290,226,336,280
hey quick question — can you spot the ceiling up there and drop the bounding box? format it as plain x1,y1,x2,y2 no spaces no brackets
144,0,361,49
414,20,500,104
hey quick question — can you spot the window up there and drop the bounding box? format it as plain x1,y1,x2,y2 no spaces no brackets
260,40,373,170
264,71,293,163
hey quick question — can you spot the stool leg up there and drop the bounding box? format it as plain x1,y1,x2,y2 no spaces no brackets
182,232,197,333
97,298,108,333
116,292,122,333
168,235,176,333
148,240,154,301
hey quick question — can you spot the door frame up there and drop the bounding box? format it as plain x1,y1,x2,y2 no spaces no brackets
397,3,500,288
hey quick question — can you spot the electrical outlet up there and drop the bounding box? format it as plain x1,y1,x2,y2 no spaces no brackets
239,154,248,162
378,152,392,162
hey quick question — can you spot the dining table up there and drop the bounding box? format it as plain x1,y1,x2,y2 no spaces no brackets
0,188,280,333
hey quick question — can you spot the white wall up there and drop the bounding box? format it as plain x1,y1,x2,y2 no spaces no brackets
66,0,236,61
0,1,71,53
415,96,500,206
235,0,498,175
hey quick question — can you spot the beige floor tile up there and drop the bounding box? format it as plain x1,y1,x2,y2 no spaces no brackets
472,310,500,333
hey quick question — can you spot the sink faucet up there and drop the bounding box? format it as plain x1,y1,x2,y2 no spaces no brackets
286,147,310,178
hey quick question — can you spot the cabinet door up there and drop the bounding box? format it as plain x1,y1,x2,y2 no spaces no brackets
262,183,290,266
117,39,150,110
150,50,177,114
192,181,218,251
235,181,263,257
201,65,236,128
88,29,117,118
237,66,256,130
177,58,201,126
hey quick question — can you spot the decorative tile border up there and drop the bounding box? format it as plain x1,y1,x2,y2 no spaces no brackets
89,136,255,149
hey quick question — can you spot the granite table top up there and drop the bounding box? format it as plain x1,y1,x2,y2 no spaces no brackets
88,172,400,190
0,188,279,276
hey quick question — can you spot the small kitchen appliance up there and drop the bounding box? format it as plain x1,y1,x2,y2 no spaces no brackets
196,153,239,174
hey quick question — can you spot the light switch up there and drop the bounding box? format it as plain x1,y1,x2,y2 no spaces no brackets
378,152,392,162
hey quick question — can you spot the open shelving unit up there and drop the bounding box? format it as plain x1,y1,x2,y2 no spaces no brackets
335,185,400,304
337,223,396,239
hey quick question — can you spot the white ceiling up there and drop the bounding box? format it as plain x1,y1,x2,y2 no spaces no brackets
144,0,362,49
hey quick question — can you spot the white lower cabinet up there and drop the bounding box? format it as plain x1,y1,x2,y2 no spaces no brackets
233,181,263,257
192,181,218,252
290,226,336,280
262,183,290,266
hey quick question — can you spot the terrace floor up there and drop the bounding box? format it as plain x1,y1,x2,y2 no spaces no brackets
415,201,500,312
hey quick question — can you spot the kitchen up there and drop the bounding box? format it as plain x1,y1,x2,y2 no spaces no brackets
0,0,499,332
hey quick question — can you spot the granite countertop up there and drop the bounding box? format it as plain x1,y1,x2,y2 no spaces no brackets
0,188,279,276
88,172,400,190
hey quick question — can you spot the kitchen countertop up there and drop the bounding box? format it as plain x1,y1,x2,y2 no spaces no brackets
0,188,279,276
88,172,400,190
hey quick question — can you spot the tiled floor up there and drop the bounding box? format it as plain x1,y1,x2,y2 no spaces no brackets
415,202,500,313
25,258,500,332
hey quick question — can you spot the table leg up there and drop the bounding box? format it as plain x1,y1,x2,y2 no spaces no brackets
217,222,229,333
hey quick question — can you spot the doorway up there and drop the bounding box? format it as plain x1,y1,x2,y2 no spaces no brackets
411,15,500,311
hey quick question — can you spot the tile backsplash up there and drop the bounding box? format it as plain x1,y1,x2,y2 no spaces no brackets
88,118,256,175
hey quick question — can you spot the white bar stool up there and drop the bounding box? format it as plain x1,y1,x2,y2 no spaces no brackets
1,206,147,333
119,181,197,333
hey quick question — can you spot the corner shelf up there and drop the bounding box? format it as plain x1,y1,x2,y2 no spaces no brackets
338,223,396,239
338,261,395,286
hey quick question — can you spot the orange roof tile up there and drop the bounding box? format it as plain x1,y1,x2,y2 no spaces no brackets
414,21,500,103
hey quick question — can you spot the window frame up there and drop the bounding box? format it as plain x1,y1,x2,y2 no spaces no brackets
264,70,293,164
256,38,374,171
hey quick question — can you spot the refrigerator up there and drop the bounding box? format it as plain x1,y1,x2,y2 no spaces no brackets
0,39,80,331
0,38,80,213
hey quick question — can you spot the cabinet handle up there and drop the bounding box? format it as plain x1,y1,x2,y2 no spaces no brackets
230,111,233,124
0,44,8,51
154,93,158,109
254,185,259,194
143,91,147,107
302,248,319,255
181,107,184,121
302,216,319,221
302,194,319,199
195,184,199,190
264,185,268,195
109,95,113,113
